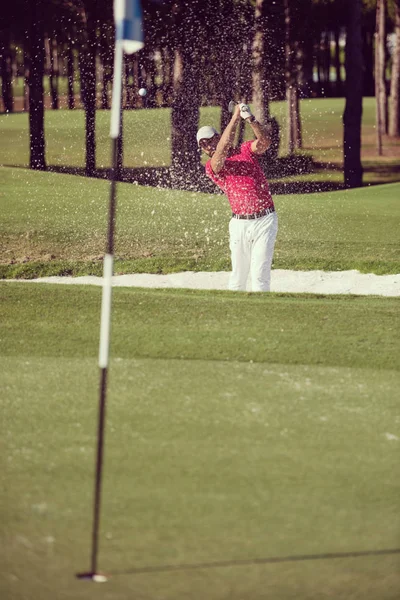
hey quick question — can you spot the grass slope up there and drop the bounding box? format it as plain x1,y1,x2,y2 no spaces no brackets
0,166,399,277
1,283,400,600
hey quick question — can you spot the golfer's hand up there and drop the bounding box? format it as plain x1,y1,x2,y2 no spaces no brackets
239,103,253,120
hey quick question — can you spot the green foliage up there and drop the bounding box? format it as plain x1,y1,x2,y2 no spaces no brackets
363,0,377,12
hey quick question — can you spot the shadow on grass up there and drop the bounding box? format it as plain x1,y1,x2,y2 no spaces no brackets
111,548,400,576
11,155,400,195
362,163,400,175
43,160,345,195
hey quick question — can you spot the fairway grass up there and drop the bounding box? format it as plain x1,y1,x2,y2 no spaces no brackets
1,166,400,277
1,98,399,177
1,283,400,600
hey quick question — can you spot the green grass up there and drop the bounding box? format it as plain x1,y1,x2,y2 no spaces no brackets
1,98,399,182
1,166,399,277
2,284,400,369
3,75,81,98
1,96,399,600
1,283,400,600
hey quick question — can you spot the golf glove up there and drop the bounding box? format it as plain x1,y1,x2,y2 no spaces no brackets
239,103,253,120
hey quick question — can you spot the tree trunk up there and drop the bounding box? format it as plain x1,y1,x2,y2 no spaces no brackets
334,27,342,96
285,0,301,153
343,0,363,189
49,38,59,110
133,55,140,107
234,1,254,103
99,22,111,110
27,0,46,170
142,50,156,108
170,3,203,185
389,0,400,137
80,3,97,176
362,30,375,96
171,45,201,179
161,46,173,107
252,0,282,160
233,1,253,105
1,30,14,113
286,86,297,153
316,33,323,96
252,0,270,123
323,31,331,95
302,34,314,97
375,0,387,155
124,56,133,109
295,79,302,149
23,46,29,112
67,38,75,110
219,0,237,132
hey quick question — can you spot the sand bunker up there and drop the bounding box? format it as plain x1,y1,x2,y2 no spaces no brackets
8,269,400,297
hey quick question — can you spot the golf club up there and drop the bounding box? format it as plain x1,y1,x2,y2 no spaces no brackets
228,100,237,113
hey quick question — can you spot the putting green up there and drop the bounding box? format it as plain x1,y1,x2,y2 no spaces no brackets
2,354,400,600
1,281,399,599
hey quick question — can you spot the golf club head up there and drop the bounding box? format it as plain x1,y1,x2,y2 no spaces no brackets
228,100,237,114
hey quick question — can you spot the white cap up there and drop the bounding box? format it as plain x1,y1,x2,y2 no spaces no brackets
196,126,218,146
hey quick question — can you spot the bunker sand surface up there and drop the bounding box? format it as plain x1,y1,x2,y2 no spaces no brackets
6,269,400,297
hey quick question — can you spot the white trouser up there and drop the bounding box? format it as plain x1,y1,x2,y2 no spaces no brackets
228,212,278,292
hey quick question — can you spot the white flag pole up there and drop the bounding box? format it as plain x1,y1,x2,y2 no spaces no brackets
77,0,144,583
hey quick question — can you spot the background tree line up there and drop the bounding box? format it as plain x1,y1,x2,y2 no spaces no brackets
0,0,399,188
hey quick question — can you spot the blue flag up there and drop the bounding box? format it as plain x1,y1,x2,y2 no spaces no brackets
114,0,144,54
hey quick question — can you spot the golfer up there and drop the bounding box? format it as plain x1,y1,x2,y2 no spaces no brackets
197,103,278,292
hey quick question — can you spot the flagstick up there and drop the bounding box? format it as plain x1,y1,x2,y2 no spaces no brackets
77,39,124,584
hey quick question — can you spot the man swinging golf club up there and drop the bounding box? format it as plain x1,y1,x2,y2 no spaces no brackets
197,103,278,292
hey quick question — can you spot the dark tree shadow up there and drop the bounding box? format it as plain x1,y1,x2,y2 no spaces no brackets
362,163,400,176
10,154,399,195
44,156,346,195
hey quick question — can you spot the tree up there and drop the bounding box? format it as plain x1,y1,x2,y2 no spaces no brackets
49,0,85,112
375,0,387,154
0,26,14,113
66,35,76,110
343,0,364,188
362,0,376,96
252,0,270,123
26,0,46,170
170,1,204,185
218,0,240,132
81,2,97,175
389,0,400,136
333,24,343,96
284,0,302,154
48,37,59,110
251,0,282,160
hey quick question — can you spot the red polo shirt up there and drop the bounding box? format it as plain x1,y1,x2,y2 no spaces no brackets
205,141,274,215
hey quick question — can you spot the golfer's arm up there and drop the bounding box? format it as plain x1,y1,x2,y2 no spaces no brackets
249,120,271,154
210,116,240,174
